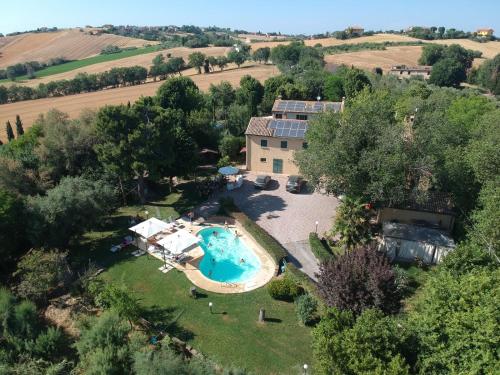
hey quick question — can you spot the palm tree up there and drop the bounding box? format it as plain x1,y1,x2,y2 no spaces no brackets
332,196,372,250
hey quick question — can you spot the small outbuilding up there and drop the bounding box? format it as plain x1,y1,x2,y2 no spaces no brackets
380,222,455,264
377,192,456,232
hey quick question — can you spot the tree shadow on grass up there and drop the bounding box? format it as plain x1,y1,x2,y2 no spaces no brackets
143,305,195,342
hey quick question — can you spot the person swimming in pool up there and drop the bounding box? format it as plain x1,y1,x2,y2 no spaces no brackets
213,230,218,237
240,258,245,263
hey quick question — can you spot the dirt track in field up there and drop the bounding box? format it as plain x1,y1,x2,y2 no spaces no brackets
0,63,278,142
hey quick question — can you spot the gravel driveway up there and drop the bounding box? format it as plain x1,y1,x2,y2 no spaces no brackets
216,172,339,280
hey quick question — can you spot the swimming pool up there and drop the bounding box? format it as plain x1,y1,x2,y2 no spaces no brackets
197,227,261,283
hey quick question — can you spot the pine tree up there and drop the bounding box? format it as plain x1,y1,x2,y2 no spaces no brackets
5,121,15,141
15,115,24,137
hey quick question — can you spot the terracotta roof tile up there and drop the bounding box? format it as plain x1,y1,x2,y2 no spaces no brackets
245,117,272,137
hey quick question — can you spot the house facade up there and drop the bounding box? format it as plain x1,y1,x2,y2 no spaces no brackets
477,28,494,37
245,99,343,175
388,65,432,80
346,26,364,36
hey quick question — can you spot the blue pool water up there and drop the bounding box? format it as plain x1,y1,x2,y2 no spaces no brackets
198,227,261,283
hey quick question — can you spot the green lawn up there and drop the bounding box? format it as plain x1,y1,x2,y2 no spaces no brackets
73,182,313,374
1,45,162,83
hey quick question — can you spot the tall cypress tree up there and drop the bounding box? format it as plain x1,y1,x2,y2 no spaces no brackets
15,115,24,137
5,121,14,142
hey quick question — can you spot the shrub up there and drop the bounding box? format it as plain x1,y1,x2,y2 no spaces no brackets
216,155,231,169
267,276,303,301
100,45,122,55
392,265,411,297
309,232,333,263
317,246,401,315
295,293,318,325
286,263,318,296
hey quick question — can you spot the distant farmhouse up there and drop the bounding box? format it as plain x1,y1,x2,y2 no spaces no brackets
346,26,364,36
476,28,494,37
245,99,344,175
388,65,432,80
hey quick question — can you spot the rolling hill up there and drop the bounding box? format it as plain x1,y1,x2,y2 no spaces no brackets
0,28,156,68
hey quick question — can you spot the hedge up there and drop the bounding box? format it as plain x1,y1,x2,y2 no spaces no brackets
286,263,318,295
219,197,287,264
309,232,334,263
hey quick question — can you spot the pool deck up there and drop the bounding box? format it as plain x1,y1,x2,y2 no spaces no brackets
162,218,276,294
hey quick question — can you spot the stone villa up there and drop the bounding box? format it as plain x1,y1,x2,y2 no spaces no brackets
244,98,344,175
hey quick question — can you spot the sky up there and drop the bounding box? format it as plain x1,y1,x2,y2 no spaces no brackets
2,0,499,35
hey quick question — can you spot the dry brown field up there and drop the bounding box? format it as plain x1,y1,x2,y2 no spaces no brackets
250,33,422,50
6,46,231,87
250,33,500,56
0,29,155,68
325,46,423,71
0,63,278,142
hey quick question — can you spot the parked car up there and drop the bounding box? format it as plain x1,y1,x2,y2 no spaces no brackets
286,175,305,193
254,175,271,189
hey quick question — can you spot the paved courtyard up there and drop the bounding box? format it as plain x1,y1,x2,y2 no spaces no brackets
201,172,339,280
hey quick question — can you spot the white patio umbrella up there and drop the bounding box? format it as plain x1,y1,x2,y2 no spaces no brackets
218,166,239,175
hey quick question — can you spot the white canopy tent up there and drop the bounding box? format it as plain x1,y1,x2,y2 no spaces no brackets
129,217,171,239
129,218,171,252
157,229,200,255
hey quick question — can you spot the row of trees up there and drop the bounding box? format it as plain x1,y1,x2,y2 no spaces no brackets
0,57,69,81
0,46,255,105
0,65,148,103
407,26,496,41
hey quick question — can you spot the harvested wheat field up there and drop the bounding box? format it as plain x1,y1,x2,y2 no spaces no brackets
0,29,154,68
250,33,421,50
431,38,500,59
8,46,232,87
0,63,278,142
325,46,423,71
